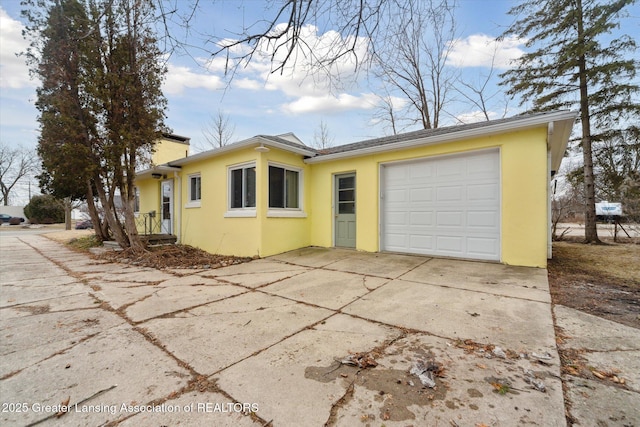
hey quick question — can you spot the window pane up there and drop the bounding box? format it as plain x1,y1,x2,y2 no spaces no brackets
338,202,355,214
245,167,256,207
231,169,242,208
196,177,201,200
286,169,299,208
190,176,201,201
269,166,284,208
338,189,354,202
338,176,355,190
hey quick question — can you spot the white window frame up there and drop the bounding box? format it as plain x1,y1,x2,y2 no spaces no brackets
186,173,201,208
225,162,257,217
267,162,306,218
133,186,140,216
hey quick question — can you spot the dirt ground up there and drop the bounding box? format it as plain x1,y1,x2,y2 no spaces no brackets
548,239,640,329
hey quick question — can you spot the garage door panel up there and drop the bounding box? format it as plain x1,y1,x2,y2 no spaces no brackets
409,235,434,251
410,211,434,226
409,163,434,179
467,211,499,228
386,211,409,226
467,238,499,258
436,186,463,201
382,149,500,261
436,211,463,227
436,236,464,254
468,183,499,201
410,187,433,202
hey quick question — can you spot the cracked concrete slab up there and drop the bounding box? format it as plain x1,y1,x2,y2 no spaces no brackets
214,314,401,427
156,275,225,287
270,247,358,268
210,269,310,289
0,281,87,308
0,324,191,427
0,308,125,378
583,350,640,393
324,251,428,278
83,269,177,283
554,304,640,424
2,234,591,426
262,269,389,310
565,377,640,427
201,259,309,277
143,292,333,375
2,293,100,319
119,391,262,427
400,258,551,303
554,304,640,351
331,333,565,427
124,284,247,323
343,279,557,351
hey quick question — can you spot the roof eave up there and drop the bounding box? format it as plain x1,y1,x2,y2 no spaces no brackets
305,110,578,164
167,136,316,167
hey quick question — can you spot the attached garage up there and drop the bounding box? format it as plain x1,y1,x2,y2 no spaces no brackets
381,149,501,261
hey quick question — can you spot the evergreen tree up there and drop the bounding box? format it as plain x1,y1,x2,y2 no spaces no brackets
24,0,167,249
500,0,639,243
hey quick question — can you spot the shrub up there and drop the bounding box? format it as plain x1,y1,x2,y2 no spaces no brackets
24,195,64,224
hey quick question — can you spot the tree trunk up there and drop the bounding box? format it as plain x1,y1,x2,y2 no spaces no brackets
85,181,108,242
64,197,72,230
93,173,129,248
576,0,600,243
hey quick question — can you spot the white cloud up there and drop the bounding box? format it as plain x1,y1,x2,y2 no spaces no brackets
282,93,378,115
162,63,225,95
455,110,500,124
447,34,526,69
0,7,36,89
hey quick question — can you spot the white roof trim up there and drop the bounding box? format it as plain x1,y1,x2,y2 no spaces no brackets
305,110,578,164
167,136,315,167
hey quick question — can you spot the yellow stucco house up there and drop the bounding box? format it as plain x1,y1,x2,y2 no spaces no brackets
136,110,577,268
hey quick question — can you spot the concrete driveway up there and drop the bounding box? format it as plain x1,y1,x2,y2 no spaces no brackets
1,235,564,426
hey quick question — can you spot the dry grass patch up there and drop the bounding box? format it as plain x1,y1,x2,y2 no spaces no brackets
548,241,639,329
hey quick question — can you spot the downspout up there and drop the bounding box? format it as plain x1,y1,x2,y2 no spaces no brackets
547,123,554,260
174,171,181,243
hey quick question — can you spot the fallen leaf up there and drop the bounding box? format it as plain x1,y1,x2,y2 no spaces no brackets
56,396,70,418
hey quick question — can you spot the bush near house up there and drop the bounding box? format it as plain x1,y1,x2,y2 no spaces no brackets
24,195,64,224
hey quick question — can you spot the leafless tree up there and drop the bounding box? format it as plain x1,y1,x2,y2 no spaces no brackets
157,0,418,77
312,119,335,150
454,45,510,123
0,144,38,206
201,109,236,149
373,0,458,130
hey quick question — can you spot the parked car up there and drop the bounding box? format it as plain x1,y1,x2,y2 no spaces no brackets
0,213,25,224
75,219,93,229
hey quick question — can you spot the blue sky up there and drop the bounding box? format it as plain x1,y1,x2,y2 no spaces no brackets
1,0,637,160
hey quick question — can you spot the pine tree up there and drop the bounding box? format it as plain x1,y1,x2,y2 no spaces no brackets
500,0,639,243
25,0,167,249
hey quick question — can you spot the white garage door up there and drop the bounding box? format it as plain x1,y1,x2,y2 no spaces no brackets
381,149,500,261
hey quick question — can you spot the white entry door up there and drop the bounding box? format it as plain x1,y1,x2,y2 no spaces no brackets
381,149,500,261
161,180,173,234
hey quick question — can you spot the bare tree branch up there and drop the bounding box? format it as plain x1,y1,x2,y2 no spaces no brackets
0,144,38,206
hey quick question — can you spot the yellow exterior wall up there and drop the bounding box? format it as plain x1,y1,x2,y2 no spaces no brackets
176,146,313,257
258,148,312,257
179,148,261,257
137,126,551,267
308,126,550,267
152,137,189,165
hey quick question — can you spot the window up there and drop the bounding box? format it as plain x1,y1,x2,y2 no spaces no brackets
188,174,201,207
229,164,256,209
269,165,300,209
133,187,140,214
